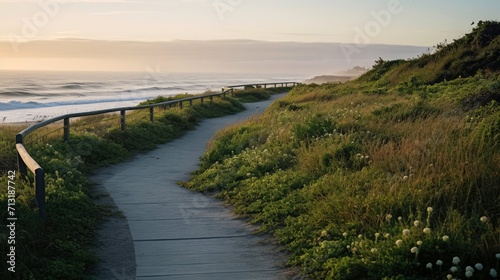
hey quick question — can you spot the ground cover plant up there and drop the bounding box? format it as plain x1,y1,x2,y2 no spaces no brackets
183,22,500,279
0,88,279,279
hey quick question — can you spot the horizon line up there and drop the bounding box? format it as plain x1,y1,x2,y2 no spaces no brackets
0,37,430,48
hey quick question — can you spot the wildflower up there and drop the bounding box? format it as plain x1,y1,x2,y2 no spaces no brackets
414,220,420,227
452,256,460,265
411,247,419,254
403,175,409,180
466,266,474,272
385,214,393,221
398,216,403,222
496,253,500,260
442,235,450,242
450,266,458,273
371,248,377,253
320,230,328,238
358,234,363,239
436,260,443,266
423,227,431,234
342,232,348,237
426,263,433,269
475,263,483,271
395,239,403,247
403,229,410,236
417,240,423,246
491,268,498,278
446,274,452,280
427,207,433,213
384,233,390,238
375,233,380,238
480,216,488,223
465,270,473,278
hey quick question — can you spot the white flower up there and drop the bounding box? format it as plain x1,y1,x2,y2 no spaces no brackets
442,235,450,242
403,175,409,180
452,256,460,265
491,268,498,278
427,207,433,213
465,270,473,278
436,260,443,266
385,214,393,221
398,216,403,222
417,240,423,246
450,266,458,273
414,220,420,227
375,233,380,238
496,253,500,259
358,234,363,239
426,263,433,269
384,233,390,238
371,248,377,253
423,227,431,234
475,263,483,271
395,239,403,247
411,247,418,254
403,229,410,236
466,266,474,272
446,274,452,280
480,216,488,223
320,230,328,237
343,232,348,237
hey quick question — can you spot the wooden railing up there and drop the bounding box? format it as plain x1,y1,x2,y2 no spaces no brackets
15,82,296,219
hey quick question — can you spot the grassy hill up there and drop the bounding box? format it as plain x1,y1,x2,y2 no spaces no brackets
183,21,500,279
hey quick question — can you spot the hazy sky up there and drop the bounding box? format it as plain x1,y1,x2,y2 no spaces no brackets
0,1,498,73
1,0,498,45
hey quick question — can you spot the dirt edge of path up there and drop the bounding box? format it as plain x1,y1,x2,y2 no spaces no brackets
89,181,136,280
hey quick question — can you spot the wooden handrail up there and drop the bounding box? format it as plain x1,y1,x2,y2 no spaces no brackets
15,82,296,219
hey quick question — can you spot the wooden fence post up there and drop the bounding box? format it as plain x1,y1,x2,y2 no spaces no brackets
15,134,27,177
35,168,46,219
120,110,126,131
64,118,70,142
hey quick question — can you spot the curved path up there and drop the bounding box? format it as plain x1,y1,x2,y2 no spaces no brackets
91,94,293,280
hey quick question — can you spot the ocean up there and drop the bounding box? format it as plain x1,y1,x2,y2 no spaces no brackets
0,71,305,123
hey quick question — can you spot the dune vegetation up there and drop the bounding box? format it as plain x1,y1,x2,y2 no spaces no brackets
183,21,500,279
0,89,287,279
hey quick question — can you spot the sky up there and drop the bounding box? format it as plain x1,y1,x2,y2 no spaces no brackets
0,0,499,73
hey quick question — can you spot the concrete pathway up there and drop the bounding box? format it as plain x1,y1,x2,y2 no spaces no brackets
92,94,292,280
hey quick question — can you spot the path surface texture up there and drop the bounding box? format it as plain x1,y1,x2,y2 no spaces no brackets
91,94,291,280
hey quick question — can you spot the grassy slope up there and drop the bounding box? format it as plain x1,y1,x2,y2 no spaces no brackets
183,22,500,279
0,90,284,280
